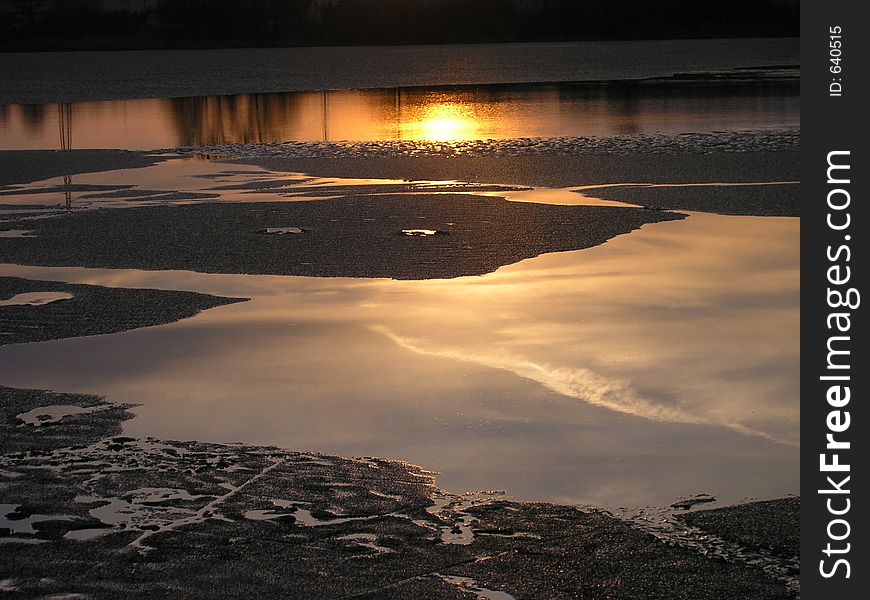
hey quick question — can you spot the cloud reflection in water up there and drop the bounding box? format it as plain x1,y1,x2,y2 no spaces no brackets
0,212,798,508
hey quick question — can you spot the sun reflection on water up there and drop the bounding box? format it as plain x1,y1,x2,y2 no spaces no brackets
0,85,799,150
403,102,485,142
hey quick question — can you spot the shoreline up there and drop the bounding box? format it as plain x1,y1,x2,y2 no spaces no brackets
1,385,798,598
0,121,800,597
1,128,799,216
0,276,246,346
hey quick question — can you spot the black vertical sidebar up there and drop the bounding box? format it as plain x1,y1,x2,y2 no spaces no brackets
801,0,867,598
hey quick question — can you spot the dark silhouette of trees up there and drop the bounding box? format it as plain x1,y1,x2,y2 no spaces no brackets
0,0,799,51
153,0,312,45
1,1,148,49
316,0,515,45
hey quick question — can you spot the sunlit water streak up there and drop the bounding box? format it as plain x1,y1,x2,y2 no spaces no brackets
0,156,796,212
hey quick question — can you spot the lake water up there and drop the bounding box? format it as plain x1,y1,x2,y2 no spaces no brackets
0,210,799,509
0,81,798,150
1,38,798,150
0,38,799,105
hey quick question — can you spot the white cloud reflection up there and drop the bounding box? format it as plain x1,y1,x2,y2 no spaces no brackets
376,326,796,447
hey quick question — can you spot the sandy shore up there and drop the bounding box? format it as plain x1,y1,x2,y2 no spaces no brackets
1,386,796,599
0,190,682,279
678,498,800,560
229,150,798,217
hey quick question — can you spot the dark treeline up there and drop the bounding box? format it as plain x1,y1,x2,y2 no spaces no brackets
0,0,799,51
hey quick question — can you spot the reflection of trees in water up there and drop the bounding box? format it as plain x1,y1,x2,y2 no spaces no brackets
552,83,801,136
596,87,642,135
166,90,404,145
4,82,800,149
167,94,304,146
57,103,73,207
18,103,48,135
163,85,710,144
0,101,76,149
58,103,72,150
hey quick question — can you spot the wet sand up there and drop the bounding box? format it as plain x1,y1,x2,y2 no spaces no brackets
0,276,246,346
1,386,795,599
231,150,798,217
196,127,800,217
677,498,800,559
1,142,799,217
0,193,682,279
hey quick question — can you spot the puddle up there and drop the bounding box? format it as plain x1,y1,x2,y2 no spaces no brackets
435,574,517,600
126,488,208,504
9,154,785,230
0,155,798,224
0,292,74,306
0,158,531,211
0,504,73,536
417,491,507,545
54,454,289,551
370,490,403,501
243,509,295,522
400,229,445,236
337,533,395,554
16,404,104,426
63,528,112,541
290,506,382,528
476,531,541,540
259,227,303,235
484,186,639,207
671,494,717,510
